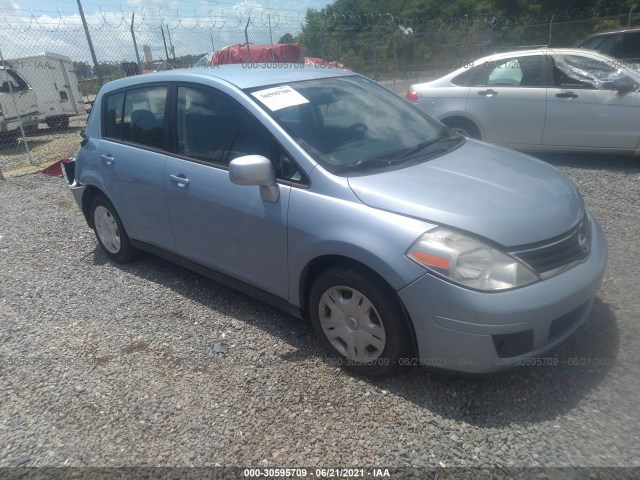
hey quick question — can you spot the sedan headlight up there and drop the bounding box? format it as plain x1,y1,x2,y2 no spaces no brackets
406,228,539,291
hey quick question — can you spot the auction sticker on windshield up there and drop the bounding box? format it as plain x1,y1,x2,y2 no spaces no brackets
251,85,309,111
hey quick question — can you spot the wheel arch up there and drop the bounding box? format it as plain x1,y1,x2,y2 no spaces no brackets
440,115,483,139
298,254,419,357
81,185,106,228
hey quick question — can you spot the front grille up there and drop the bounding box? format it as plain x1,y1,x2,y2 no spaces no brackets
511,215,591,277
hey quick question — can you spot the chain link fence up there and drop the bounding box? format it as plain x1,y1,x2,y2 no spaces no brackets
0,5,637,178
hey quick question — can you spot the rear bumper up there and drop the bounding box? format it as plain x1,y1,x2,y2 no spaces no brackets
61,159,85,210
398,217,607,373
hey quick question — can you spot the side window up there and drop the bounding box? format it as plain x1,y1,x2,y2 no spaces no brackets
551,55,635,90
0,69,29,93
580,34,619,55
176,86,272,167
451,66,485,86
618,32,640,59
486,56,542,87
103,91,125,139
122,85,168,149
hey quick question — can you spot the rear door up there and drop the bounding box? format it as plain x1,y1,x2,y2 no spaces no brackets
543,53,640,149
465,54,547,146
97,84,175,250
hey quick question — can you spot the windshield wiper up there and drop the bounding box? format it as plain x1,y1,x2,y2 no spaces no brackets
333,134,462,175
392,135,461,163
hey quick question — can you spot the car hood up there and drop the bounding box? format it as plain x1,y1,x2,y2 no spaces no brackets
347,140,584,247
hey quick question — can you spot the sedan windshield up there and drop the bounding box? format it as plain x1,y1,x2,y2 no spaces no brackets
246,75,461,174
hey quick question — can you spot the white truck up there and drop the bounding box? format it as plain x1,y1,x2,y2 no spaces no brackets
11,52,85,129
0,66,42,137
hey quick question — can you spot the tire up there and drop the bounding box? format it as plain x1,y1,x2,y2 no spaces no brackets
443,118,481,140
90,194,138,263
309,265,411,377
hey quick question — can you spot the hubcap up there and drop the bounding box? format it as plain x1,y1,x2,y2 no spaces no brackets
94,205,121,254
451,127,470,137
318,286,386,363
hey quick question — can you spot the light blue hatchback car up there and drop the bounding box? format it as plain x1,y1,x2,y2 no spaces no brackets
63,64,607,376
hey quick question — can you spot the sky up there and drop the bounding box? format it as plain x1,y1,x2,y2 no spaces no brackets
0,0,335,63
0,0,334,19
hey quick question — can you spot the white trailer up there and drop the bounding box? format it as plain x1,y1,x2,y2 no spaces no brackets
11,52,85,129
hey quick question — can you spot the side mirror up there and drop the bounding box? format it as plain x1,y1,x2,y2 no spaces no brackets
610,76,637,94
229,155,279,203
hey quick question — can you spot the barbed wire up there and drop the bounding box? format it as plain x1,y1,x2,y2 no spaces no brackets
0,4,636,33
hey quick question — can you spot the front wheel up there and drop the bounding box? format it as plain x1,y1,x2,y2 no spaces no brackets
309,266,411,377
442,118,481,140
90,194,138,263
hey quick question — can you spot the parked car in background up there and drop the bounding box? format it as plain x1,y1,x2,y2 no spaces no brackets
11,52,85,129
63,65,606,377
0,65,43,139
578,28,640,66
406,48,640,155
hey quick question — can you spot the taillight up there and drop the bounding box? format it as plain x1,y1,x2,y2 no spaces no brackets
405,89,420,102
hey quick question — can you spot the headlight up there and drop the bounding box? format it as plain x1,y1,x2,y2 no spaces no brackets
406,228,539,291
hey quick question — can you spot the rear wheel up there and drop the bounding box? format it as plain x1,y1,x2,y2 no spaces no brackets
309,265,411,377
443,118,481,140
90,194,138,263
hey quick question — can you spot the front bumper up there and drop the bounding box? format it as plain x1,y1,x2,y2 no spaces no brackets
398,217,607,373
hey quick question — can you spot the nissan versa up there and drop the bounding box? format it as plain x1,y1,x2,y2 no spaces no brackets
62,65,607,376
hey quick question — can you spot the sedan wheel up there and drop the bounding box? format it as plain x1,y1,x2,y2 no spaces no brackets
94,205,121,254
318,285,386,363
90,194,138,263
309,265,411,376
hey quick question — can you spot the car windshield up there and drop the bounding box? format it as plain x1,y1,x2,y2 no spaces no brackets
246,75,460,175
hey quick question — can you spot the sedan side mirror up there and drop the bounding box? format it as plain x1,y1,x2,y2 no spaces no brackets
610,76,637,94
229,155,280,203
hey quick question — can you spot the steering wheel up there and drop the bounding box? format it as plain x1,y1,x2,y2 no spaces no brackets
346,122,368,139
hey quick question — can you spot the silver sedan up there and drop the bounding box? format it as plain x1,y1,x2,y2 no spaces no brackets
407,48,640,155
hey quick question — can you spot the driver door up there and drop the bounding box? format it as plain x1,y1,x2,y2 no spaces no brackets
543,53,640,150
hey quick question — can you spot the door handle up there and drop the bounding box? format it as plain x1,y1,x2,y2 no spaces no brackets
100,154,114,166
556,91,578,98
169,174,190,187
478,89,498,96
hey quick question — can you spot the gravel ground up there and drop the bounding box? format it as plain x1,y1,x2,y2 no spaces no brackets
0,115,87,176
0,153,639,475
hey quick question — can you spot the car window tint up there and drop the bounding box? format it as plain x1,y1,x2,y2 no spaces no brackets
618,32,640,59
104,91,125,139
121,85,167,149
451,66,484,86
486,56,542,87
176,86,273,168
580,34,619,55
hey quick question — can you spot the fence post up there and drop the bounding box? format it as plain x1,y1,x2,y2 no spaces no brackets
131,13,142,73
244,17,252,63
160,24,170,63
0,47,34,166
548,14,555,46
76,0,104,85
372,27,377,80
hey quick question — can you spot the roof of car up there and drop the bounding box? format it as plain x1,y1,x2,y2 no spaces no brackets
475,47,620,62
100,64,356,93
582,27,640,37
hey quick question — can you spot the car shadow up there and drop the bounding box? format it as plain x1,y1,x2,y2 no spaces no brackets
532,152,640,172
94,247,619,428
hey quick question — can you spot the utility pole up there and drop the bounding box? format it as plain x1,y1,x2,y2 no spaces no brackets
76,0,104,85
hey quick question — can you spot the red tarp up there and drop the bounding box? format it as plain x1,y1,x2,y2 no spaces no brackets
210,43,304,66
